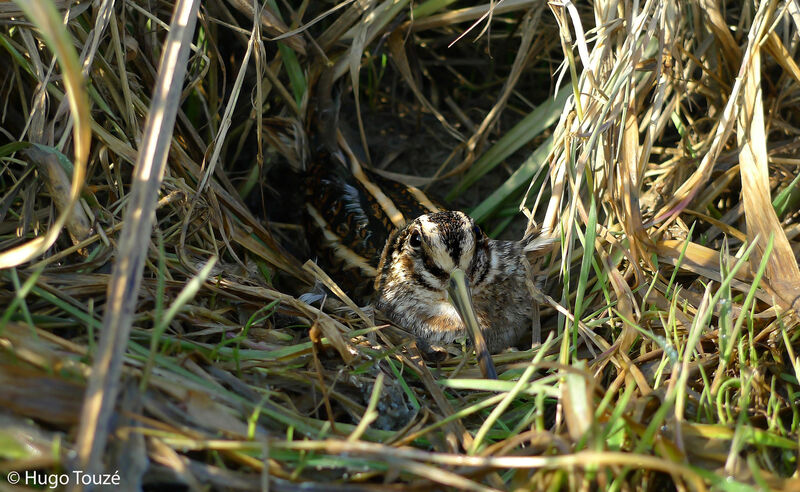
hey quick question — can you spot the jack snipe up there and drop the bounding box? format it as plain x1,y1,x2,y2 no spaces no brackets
373,211,540,378
304,152,549,378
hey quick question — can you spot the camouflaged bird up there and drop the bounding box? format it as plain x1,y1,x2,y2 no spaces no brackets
304,151,551,377
372,211,533,355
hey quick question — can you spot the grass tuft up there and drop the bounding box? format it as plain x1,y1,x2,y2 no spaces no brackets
1,0,800,489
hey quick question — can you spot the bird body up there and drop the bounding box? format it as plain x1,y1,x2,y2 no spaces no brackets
304,153,438,302
373,211,532,354
304,155,541,370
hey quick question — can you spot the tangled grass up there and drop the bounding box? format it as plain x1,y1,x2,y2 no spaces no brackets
1,0,800,490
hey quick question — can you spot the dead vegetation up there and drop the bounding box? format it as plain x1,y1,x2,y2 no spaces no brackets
1,0,800,490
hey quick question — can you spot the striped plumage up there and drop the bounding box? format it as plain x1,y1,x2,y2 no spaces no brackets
304,153,439,302
373,211,532,355
304,153,538,367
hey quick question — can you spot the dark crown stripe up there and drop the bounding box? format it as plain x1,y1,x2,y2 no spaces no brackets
449,238,462,268
427,211,464,267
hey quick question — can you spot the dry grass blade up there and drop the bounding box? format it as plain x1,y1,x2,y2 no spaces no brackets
25,146,92,244
654,0,768,226
0,0,89,268
408,0,538,32
737,13,800,311
226,0,306,54
74,0,201,479
0,0,78,19
3,0,800,490
274,440,708,491
387,30,464,143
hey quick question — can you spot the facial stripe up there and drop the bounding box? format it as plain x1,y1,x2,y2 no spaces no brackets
471,240,490,286
417,212,477,272
421,252,449,282
486,240,500,284
375,228,404,292
411,271,438,291
377,211,489,304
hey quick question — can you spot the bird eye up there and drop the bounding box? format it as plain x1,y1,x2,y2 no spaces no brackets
472,224,483,239
409,230,422,248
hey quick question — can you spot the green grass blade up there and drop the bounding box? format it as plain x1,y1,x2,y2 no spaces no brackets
448,86,569,200
470,134,554,223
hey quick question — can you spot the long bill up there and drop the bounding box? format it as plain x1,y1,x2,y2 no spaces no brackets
447,268,498,379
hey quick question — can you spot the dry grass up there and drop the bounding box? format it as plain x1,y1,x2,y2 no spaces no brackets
1,0,800,490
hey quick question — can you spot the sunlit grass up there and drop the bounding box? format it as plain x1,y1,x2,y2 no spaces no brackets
0,0,799,490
